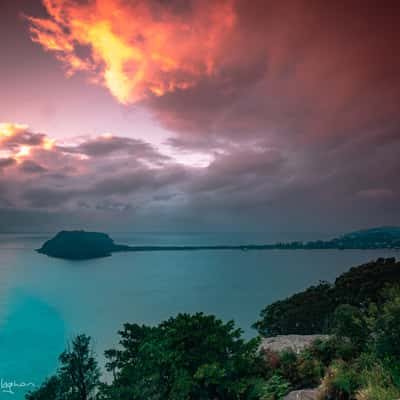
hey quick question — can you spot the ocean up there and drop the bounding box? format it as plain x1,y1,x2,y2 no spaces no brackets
0,232,396,399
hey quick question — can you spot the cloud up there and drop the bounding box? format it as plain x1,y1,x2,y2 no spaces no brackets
0,123,184,210
19,160,48,174
59,134,169,167
26,0,236,103
1,119,400,232
0,157,16,169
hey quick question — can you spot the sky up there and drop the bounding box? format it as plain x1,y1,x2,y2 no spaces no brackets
0,0,399,234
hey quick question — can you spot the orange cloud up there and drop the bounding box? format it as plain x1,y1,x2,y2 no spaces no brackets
27,0,236,103
0,123,29,138
0,123,56,163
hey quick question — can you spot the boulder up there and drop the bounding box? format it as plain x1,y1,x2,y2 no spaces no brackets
283,389,320,400
259,334,329,354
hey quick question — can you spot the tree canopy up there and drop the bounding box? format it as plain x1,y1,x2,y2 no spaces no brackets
254,258,400,336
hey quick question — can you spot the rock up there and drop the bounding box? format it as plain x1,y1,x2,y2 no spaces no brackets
283,389,320,400
259,334,330,354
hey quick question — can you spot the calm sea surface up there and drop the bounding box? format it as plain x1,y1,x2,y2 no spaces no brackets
0,232,397,399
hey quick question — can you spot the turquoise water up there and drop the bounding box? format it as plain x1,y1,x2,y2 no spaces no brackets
0,232,397,399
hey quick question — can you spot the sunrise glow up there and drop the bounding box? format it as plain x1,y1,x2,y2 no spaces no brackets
26,0,236,103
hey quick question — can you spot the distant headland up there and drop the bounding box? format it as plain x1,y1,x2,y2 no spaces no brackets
37,226,400,260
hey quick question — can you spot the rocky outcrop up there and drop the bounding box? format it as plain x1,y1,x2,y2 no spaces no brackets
283,389,320,400
259,334,329,354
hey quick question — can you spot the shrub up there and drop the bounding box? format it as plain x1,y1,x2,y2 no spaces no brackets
319,361,361,400
356,360,400,400
261,374,291,400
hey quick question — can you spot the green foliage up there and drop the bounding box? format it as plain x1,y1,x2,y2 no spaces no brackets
333,258,400,306
275,351,300,386
355,356,400,400
319,360,361,400
259,284,400,397
295,354,324,388
25,376,60,400
260,374,290,400
253,283,335,336
26,334,100,400
373,286,400,362
100,313,266,400
254,258,400,336
330,304,369,352
331,361,361,396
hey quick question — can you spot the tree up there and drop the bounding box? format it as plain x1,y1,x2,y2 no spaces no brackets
25,376,60,400
374,286,400,362
253,258,400,336
58,334,101,400
100,313,267,400
330,304,368,352
26,334,100,400
253,283,335,336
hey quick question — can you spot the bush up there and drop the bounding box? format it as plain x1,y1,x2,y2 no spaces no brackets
261,374,291,400
275,351,301,387
355,359,400,400
319,361,361,400
331,305,368,351
374,286,400,362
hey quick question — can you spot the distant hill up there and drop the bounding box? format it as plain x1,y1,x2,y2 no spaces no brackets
344,226,400,236
341,226,400,241
274,226,400,250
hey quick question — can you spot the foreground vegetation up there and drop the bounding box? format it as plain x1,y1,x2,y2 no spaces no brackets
27,258,400,399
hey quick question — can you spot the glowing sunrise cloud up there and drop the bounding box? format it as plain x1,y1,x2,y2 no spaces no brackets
27,0,236,104
0,122,57,164
0,123,29,138
14,145,31,162
42,137,55,150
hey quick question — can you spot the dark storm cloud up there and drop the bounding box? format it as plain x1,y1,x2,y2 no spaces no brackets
0,157,16,169
59,135,169,164
142,0,400,230
90,165,186,196
19,159,47,173
22,186,76,208
150,0,400,146
189,148,286,194
1,130,46,150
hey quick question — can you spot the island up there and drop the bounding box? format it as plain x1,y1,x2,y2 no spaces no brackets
37,226,400,260
36,230,132,260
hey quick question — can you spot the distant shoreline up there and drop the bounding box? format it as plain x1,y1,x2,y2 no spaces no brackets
114,244,400,252
37,227,400,260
